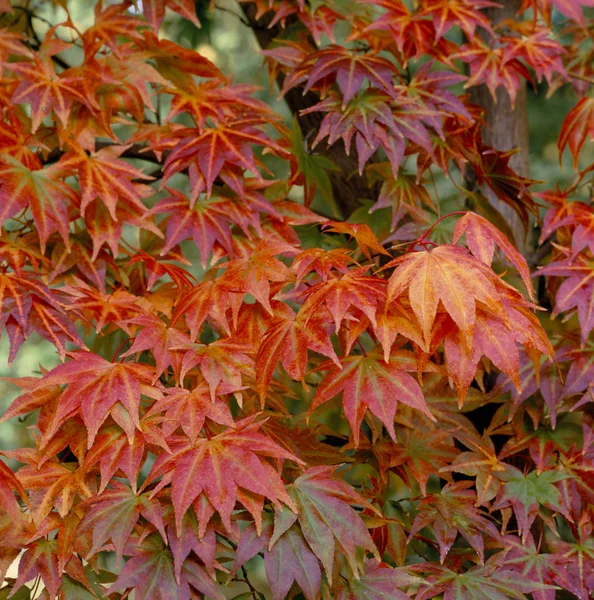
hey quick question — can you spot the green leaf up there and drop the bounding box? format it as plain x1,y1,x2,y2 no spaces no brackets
289,466,377,581
288,117,341,218
0,586,31,600
493,467,569,542
413,562,555,600
59,575,103,600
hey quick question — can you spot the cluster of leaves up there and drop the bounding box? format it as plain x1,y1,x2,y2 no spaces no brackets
0,0,593,599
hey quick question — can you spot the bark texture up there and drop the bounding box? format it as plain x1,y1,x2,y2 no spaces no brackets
240,4,378,218
469,0,532,251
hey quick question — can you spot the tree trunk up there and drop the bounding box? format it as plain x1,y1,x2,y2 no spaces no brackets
469,0,532,252
241,1,531,241
240,4,378,218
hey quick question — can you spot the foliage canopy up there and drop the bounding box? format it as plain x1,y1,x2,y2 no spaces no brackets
0,0,593,598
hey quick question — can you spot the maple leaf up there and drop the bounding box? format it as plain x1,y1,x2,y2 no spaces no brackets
335,560,415,600
303,88,438,178
547,526,594,599
234,518,322,600
265,525,322,600
80,481,166,561
558,97,594,168
82,0,145,58
56,145,154,220
563,347,594,398
7,56,91,132
0,28,31,68
289,45,398,108
453,212,533,299
310,349,434,446
12,456,95,524
146,382,236,445
0,272,85,361
0,154,79,252
537,187,582,242
217,237,297,314
367,163,435,230
411,561,554,600
261,416,350,467
549,0,594,24
31,351,161,448
384,424,459,495
362,0,459,62
299,267,387,332
11,539,62,599
178,337,255,401
138,31,223,83
538,252,594,344
109,533,224,600
440,444,505,506
455,40,533,105
82,424,151,493
165,80,281,132
408,481,501,563
151,188,235,265
419,0,498,40
144,416,300,533
127,250,195,294
142,0,201,32
386,245,506,347
164,511,218,585
444,306,527,401
61,281,143,333
121,312,191,381
502,534,565,600
322,221,390,260
290,247,355,285
163,122,289,197
0,109,42,169
372,299,425,362
49,235,122,294
501,25,566,85
84,199,162,262
256,303,339,400
171,279,233,339
288,466,378,580
492,466,569,542
0,457,27,520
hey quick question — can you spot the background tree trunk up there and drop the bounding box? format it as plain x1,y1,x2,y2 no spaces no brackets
240,4,378,218
241,1,532,245
469,0,532,253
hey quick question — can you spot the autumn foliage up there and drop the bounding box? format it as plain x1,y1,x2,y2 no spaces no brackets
0,0,594,598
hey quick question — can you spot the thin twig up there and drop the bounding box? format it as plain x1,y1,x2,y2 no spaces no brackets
568,71,594,85
241,566,260,600
215,3,250,27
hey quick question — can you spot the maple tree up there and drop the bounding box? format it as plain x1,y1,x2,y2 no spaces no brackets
0,0,593,598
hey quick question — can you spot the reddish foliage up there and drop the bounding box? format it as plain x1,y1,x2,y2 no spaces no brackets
0,1,593,599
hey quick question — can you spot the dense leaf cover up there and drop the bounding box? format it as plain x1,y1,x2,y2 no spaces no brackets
0,0,593,598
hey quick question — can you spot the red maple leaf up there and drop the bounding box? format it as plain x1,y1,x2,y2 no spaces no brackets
310,349,434,445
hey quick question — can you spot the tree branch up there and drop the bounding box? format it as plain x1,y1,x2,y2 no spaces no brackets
45,141,163,166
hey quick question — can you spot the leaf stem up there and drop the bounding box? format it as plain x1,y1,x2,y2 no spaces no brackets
112,337,133,362
356,338,367,357
407,211,467,251
568,71,594,85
